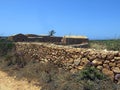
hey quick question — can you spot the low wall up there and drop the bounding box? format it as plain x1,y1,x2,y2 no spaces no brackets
15,42,120,82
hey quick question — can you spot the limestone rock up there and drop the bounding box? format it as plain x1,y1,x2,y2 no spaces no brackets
116,63,120,67
103,64,110,69
76,66,84,70
70,69,78,74
67,59,74,64
87,55,96,61
106,53,114,60
109,62,116,67
104,60,110,64
114,57,120,60
114,51,119,56
111,59,115,62
101,53,107,59
80,58,90,66
97,66,103,70
92,59,103,66
74,59,80,66
112,67,120,74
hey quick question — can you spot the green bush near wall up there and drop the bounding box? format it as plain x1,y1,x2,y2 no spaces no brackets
0,39,15,56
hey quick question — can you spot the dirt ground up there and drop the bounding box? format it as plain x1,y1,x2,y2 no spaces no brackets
0,70,41,90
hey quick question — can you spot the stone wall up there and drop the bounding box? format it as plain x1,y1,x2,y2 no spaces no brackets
15,42,120,82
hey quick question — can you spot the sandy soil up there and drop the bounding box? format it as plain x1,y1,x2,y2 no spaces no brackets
0,71,41,90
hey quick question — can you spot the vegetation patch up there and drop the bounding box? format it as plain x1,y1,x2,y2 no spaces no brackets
0,39,15,56
89,39,120,51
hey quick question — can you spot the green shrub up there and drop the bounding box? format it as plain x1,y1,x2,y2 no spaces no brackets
74,66,106,81
72,66,117,90
0,39,15,56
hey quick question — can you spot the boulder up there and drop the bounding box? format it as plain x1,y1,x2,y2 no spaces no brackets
67,59,74,64
76,66,84,70
101,53,107,59
106,53,114,60
103,64,110,69
116,63,120,67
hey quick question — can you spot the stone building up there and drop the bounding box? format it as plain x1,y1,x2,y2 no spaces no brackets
8,34,28,42
8,34,89,47
61,35,89,45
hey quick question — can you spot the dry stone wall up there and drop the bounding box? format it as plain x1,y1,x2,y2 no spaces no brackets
15,42,120,82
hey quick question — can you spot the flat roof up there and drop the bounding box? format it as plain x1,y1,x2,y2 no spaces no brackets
63,35,88,39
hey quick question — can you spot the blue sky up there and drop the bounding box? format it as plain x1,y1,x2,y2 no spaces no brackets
0,0,120,39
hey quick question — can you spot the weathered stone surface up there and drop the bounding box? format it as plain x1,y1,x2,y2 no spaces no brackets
103,64,110,69
102,68,114,80
104,60,110,64
80,58,90,66
109,62,116,67
115,74,120,80
116,63,120,67
76,66,84,70
70,69,78,74
112,67,120,74
74,59,80,66
114,51,119,56
97,66,103,70
118,53,120,57
92,59,103,66
114,57,120,60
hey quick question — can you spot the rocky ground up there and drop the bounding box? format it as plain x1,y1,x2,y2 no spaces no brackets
0,70,41,90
